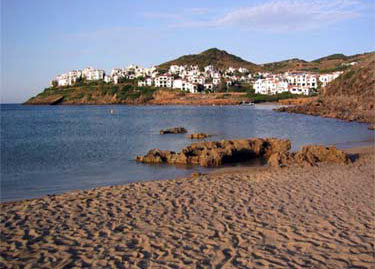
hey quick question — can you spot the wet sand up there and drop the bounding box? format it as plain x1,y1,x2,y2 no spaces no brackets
1,146,374,268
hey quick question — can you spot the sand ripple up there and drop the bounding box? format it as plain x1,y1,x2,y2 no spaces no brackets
1,149,374,268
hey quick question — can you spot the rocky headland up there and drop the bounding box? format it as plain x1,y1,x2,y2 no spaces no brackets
159,127,187,135
277,55,375,124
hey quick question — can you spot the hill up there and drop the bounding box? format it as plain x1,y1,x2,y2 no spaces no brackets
262,52,374,73
323,55,375,97
278,54,375,124
261,58,308,73
157,48,261,72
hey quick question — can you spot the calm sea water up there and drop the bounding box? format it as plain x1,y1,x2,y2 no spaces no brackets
1,104,373,201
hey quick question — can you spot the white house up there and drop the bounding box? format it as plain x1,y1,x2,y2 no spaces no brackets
68,70,82,85
155,75,174,88
145,77,153,86
104,75,112,83
286,73,317,89
169,65,181,74
254,78,288,95
204,83,213,91
82,67,105,81
213,78,221,85
186,82,198,93
290,86,311,95
55,74,69,86
173,79,199,93
226,67,236,73
319,71,343,87
238,67,249,73
204,65,215,73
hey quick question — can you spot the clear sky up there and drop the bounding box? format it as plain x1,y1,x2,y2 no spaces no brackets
1,0,374,103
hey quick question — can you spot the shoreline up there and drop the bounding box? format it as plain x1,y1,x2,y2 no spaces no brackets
1,141,373,204
1,145,374,267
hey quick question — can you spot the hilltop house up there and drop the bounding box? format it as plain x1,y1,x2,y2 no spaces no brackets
82,67,105,81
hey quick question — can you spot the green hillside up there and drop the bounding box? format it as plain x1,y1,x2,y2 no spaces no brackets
25,80,157,105
158,48,260,72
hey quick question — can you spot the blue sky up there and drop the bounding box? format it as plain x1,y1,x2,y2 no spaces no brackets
1,0,374,103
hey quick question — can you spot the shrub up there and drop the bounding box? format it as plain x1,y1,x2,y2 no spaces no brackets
246,92,302,103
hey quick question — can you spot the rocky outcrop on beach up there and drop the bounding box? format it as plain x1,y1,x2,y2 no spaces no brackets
188,133,211,139
268,145,350,168
277,55,375,124
160,127,187,134
137,138,351,168
136,138,291,167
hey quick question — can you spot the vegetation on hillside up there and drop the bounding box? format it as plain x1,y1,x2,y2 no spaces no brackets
158,48,374,74
261,52,374,73
26,78,310,105
26,80,158,105
158,48,260,72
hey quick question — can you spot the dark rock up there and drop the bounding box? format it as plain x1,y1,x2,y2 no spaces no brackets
160,127,187,135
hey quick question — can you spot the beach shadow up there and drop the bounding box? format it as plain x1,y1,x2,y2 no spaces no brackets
348,153,360,162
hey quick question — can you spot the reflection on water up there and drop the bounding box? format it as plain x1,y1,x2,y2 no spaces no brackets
1,104,373,201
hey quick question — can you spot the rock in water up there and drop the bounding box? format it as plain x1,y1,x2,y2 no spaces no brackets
188,133,210,139
136,138,291,167
160,127,187,135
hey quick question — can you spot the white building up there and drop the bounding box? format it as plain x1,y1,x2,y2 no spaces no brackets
238,67,249,73
169,65,181,74
138,80,146,87
138,77,154,87
319,71,343,87
55,74,69,86
155,75,174,88
145,77,153,86
68,70,82,85
204,83,213,91
226,67,236,73
213,78,221,85
172,79,198,93
204,65,215,73
289,86,311,95
104,75,112,83
254,79,289,95
82,67,105,81
286,73,317,89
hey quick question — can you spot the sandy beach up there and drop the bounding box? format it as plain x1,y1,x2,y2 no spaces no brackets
1,146,374,268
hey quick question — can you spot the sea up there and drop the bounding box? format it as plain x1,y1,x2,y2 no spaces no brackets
1,104,373,201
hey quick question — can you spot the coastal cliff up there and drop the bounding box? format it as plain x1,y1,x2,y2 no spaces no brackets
278,55,375,124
